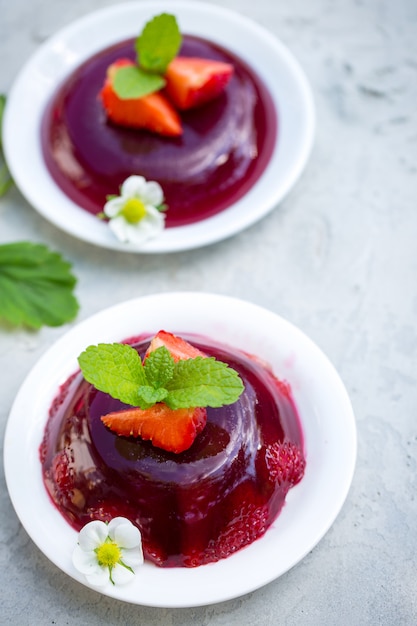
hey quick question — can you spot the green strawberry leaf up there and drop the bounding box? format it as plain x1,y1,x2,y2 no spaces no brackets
0,94,14,197
0,242,78,329
165,357,244,409
144,346,175,388
0,94,7,149
0,165,13,196
137,384,168,408
78,343,147,406
113,66,166,99
136,13,182,74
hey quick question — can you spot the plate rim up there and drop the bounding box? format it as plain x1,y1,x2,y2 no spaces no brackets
3,292,356,607
3,0,315,253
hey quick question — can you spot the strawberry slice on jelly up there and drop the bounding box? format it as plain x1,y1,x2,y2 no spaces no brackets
99,59,182,137
101,405,207,454
145,329,207,362
101,331,208,453
164,57,234,110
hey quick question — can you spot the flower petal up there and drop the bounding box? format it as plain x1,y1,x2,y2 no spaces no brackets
111,562,136,586
122,546,144,569
120,175,147,198
124,228,147,246
104,197,124,218
145,205,166,224
78,520,108,551
121,213,165,246
108,216,131,242
122,223,157,246
85,566,110,587
108,518,142,549
72,545,100,575
141,181,164,206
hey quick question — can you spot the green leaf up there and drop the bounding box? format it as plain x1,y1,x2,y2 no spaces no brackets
165,357,244,409
0,94,6,148
136,13,182,74
143,346,175,388
77,342,245,410
137,384,168,408
0,94,14,197
0,165,13,196
78,343,147,406
0,242,78,329
112,66,166,100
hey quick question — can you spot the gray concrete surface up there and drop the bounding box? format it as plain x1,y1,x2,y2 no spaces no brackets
1,0,416,624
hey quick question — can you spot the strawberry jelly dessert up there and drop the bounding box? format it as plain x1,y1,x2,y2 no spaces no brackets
40,334,305,568
41,35,277,227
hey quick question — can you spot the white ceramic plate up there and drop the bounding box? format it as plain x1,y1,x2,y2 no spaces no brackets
3,1,314,253
4,292,356,607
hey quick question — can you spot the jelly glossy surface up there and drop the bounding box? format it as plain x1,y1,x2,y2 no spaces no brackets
40,336,304,567
41,36,277,227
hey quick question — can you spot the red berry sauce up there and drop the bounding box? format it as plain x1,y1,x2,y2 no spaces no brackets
40,335,305,568
41,36,277,227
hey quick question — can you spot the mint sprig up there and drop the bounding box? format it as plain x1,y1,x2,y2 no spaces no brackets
0,242,79,329
113,13,182,100
78,343,244,410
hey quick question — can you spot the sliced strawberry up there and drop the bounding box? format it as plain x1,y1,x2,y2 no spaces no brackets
102,331,209,452
164,57,234,110
145,330,207,362
99,59,182,137
101,405,207,454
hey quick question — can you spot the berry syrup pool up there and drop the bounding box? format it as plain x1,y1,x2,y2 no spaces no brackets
40,334,305,568
41,36,277,227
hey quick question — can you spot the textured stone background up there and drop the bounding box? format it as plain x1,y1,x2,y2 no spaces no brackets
1,0,416,624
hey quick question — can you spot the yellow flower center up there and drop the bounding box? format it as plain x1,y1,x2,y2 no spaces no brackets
95,541,122,568
120,198,147,224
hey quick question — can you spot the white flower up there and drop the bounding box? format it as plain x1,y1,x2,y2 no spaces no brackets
103,175,166,245
72,517,144,586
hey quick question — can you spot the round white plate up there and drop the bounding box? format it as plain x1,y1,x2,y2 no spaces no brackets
3,1,314,253
4,292,356,607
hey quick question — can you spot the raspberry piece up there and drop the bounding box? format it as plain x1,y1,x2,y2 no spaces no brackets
263,441,306,487
52,449,74,491
211,482,269,561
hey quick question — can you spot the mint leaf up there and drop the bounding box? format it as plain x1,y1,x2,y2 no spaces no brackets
0,94,13,197
113,66,166,100
137,384,168,408
111,14,182,99
0,242,78,329
165,357,244,409
136,13,182,74
144,346,175,388
78,343,147,406
78,342,244,410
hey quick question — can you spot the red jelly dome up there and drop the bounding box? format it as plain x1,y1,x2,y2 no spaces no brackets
41,35,277,227
40,335,305,568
